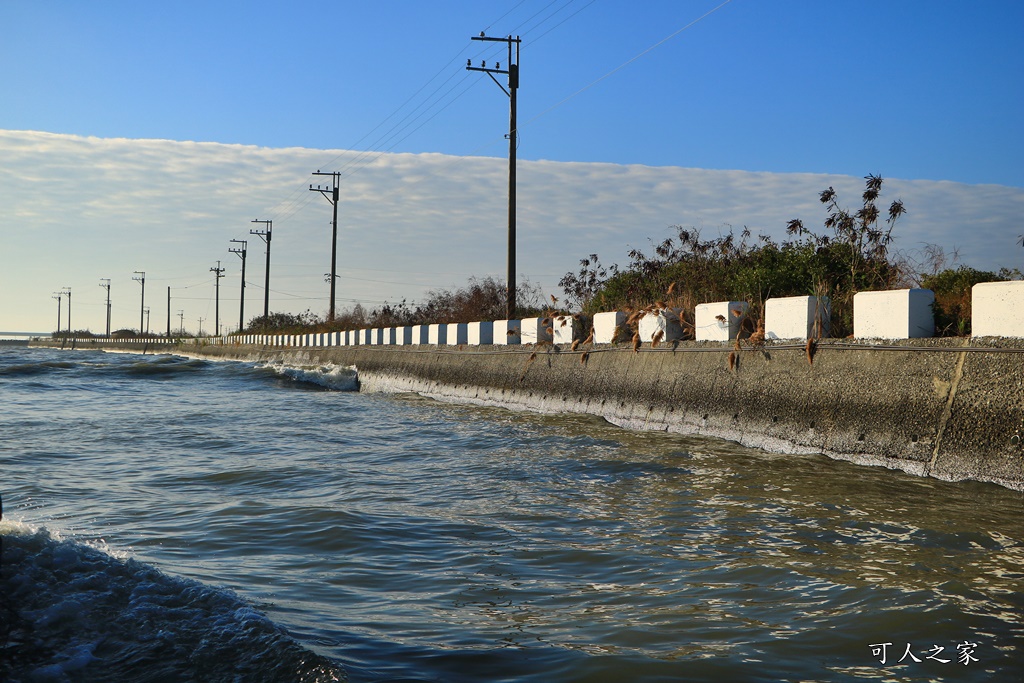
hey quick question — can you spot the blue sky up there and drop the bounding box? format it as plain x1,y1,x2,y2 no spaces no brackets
1,1,1022,333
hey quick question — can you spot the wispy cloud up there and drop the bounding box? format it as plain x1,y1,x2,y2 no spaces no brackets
1,129,1021,332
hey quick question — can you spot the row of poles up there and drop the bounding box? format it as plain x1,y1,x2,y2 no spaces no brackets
52,34,520,338
51,220,273,339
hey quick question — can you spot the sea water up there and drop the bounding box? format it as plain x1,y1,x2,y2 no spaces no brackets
0,345,1021,682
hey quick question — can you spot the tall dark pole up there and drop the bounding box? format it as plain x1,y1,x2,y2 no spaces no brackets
210,261,225,336
64,287,72,334
99,279,111,336
52,292,62,335
310,172,340,322
133,271,146,335
229,239,247,333
250,219,272,320
468,34,521,320
166,286,171,337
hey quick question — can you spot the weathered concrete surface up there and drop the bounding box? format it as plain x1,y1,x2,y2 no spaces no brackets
30,337,1024,490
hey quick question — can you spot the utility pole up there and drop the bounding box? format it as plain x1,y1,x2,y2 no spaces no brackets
99,279,111,336
63,287,72,335
52,292,63,335
310,171,340,322
468,33,521,320
210,261,225,337
178,310,185,336
250,219,272,320
144,307,150,336
133,271,146,336
166,287,171,337
229,239,247,333
198,317,205,337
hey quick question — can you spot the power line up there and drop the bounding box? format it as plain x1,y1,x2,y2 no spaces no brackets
524,0,735,127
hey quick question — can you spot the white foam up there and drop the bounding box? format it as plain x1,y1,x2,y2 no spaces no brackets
258,361,359,391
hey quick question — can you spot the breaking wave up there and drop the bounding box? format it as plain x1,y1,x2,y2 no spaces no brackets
257,361,359,392
0,520,345,683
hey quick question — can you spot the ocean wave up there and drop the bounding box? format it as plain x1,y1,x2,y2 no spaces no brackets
0,521,346,683
257,362,359,392
0,360,77,377
122,355,210,377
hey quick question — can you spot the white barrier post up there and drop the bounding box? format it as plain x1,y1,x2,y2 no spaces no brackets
765,296,830,340
552,315,579,345
427,324,448,345
520,318,552,344
854,289,934,339
446,323,468,345
493,319,521,345
468,321,494,345
695,302,748,342
638,308,683,343
972,281,1024,338
593,311,626,344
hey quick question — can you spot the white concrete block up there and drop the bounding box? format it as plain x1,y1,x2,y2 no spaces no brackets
467,321,493,345
520,318,553,344
695,301,748,342
493,319,521,345
973,281,1024,337
446,323,468,345
765,296,830,340
552,315,580,344
854,289,934,339
411,325,428,344
639,309,683,343
428,323,448,345
593,311,627,344
397,326,413,345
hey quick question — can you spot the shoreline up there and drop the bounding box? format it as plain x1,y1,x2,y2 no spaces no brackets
28,337,1024,491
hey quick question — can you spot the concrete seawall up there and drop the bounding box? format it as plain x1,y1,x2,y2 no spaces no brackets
30,337,1024,491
